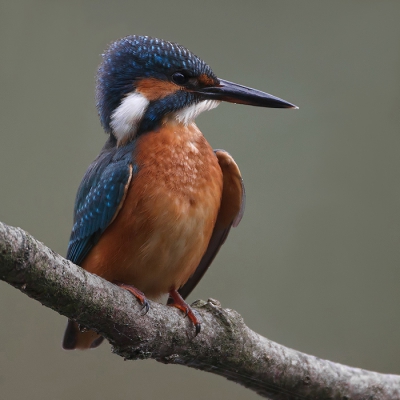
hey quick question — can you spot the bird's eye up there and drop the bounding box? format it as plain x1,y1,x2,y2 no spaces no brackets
172,72,189,85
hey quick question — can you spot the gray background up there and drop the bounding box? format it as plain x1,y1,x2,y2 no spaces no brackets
1,1,399,399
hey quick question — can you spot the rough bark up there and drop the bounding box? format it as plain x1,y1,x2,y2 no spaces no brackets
0,221,399,399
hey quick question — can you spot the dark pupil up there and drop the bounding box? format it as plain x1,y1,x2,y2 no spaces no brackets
172,72,188,85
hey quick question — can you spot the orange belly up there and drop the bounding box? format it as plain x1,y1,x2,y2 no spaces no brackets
81,123,223,299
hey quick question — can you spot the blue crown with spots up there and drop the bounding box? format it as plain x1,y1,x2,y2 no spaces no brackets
96,35,216,132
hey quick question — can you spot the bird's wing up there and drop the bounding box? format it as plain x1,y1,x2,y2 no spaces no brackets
177,149,245,300
66,140,135,266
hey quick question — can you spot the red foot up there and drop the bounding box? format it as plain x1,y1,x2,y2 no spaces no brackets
168,290,201,335
114,281,150,314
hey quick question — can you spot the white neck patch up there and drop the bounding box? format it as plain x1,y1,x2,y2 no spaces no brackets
110,91,149,142
172,100,221,125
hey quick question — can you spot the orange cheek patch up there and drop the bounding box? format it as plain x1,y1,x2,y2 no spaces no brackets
198,74,218,86
136,78,179,100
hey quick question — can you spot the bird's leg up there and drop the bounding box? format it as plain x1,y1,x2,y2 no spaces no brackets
114,281,150,314
168,290,201,335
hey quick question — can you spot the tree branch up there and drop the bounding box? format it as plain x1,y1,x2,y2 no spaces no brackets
0,221,399,399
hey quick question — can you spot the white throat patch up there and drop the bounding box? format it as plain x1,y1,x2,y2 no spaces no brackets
110,92,149,141
172,100,221,125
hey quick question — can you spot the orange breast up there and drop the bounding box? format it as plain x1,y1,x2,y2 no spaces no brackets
81,123,223,299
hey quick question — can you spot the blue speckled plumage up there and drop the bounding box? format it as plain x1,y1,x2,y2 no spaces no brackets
67,138,136,265
96,35,216,133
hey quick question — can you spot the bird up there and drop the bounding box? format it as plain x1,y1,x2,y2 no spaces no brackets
62,35,296,350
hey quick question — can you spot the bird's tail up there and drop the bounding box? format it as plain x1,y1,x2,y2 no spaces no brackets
62,319,104,350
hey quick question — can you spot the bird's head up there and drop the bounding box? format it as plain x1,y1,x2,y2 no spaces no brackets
96,35,296,144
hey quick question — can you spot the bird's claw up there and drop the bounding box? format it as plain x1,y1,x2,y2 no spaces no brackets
114,281,150,315
141,298,150,315
168,290,201,336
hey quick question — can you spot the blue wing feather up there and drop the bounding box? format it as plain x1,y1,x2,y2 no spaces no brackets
66,137,136,265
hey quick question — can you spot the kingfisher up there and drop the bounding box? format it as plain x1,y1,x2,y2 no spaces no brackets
62,35,296,350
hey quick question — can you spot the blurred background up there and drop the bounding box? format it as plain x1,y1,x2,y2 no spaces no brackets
1,1,399,399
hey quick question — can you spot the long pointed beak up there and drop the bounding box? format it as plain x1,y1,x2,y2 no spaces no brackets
198,78,298,109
